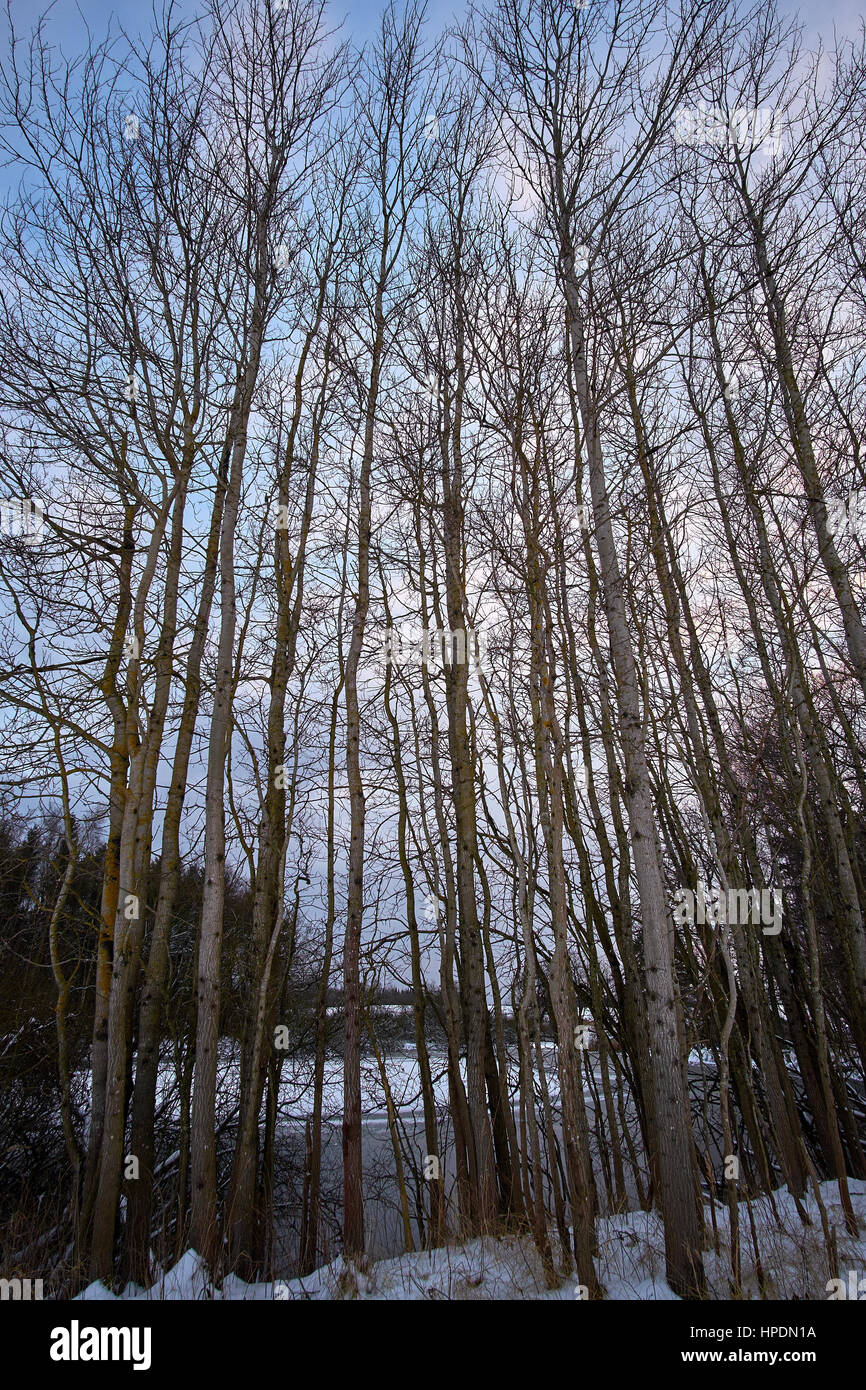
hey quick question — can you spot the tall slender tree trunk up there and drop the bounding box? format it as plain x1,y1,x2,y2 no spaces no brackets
559,233,705,1298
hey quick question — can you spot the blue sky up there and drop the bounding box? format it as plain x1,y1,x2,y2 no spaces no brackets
4,0,465,52
7,0,861,58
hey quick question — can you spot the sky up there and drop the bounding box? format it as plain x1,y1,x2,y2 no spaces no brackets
5,0,861,60
3,0,464,53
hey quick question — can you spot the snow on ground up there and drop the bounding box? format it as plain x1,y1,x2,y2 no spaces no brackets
77,1179,866,1302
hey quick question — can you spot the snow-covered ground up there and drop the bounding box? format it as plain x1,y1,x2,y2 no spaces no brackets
78,1179,866,1301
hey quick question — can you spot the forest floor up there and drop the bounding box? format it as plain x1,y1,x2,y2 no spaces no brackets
77,1179,866,1301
